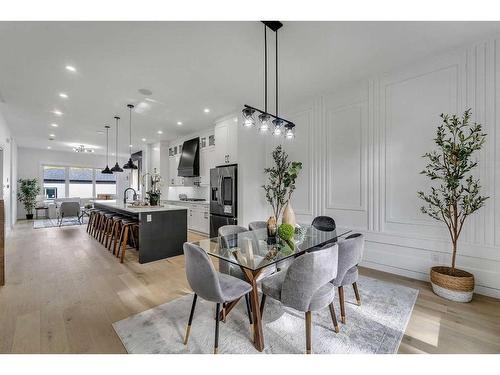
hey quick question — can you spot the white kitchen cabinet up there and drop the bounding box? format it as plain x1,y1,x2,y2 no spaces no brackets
199,146,216,185
214,118,237,166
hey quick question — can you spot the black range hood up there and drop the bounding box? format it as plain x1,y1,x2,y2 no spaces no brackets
177,137,200,177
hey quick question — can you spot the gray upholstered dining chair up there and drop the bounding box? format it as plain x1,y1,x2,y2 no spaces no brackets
248,221,267,231
260,243,340,354
331,233,364,324
311,215,336,231
183,242,253,354
58,201,81,226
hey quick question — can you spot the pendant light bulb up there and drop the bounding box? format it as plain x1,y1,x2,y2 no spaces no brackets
272,118,284,137
242,107,256,128
285,123,295,140
258,113,271,132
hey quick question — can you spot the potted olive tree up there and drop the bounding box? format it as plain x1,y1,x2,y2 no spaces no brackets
417,109,488,302
17,178,41,220
263,145,302,229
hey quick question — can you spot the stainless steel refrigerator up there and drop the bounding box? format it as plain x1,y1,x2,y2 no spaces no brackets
210,165,237,237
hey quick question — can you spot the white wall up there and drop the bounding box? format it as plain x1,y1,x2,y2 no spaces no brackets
0,106,16,231
16,147,128,219
274,37,500,298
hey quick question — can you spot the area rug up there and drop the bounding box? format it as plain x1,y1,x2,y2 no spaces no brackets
33,217,88,229
112,275,418,354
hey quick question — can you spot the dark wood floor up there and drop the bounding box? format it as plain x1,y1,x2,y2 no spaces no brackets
0,221,499,353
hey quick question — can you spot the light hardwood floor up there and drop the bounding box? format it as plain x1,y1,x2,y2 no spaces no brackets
0,221,499,354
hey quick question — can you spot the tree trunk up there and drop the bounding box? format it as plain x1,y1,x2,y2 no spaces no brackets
451,239,457,276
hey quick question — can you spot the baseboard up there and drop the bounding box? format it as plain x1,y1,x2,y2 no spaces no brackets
361,260,500,300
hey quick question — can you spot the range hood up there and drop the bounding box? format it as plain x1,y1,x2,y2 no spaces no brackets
177,137,200,177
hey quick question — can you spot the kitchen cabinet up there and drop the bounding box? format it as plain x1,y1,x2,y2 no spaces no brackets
199,146,216,185
170,201,209,234
214,118,237,166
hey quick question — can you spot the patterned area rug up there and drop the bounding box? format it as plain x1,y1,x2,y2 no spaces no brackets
33,217,88,229
113,275,418,354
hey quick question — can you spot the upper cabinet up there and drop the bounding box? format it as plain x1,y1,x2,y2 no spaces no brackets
214,117,238,166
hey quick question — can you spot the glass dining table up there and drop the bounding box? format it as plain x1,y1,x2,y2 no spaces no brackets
190,225,352,352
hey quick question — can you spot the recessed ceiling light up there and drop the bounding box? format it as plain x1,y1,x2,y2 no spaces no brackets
49,134,56,138
141,138,146,142
204,108,210,113
129,144,133,148
65,65,76,72
153,147,160,151
51,123,59,128
96,130,105,135
157,130,163,135
47,146,52,149
52,110,63,116
177,121,183,126
59,93,68,99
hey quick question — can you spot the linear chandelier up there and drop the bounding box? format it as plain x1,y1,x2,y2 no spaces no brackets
242,21,295,139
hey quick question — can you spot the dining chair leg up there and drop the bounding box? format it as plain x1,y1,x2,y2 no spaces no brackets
222,303,226,323
338,286,346,324
244,293,253,326
328,303,340,333
260,294,266,317
184,294,197,345
353,282,361,306
305,311,312,354
214,303,220,354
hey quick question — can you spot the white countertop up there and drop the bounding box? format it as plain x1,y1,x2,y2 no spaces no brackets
94,200,188,214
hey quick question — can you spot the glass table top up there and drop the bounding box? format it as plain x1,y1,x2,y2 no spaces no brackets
191,225,352,272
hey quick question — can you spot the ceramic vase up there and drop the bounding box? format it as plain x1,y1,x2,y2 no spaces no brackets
282,201,297,228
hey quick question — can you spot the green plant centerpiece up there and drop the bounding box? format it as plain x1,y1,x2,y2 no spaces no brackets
17,178,41,220
278,223,295,252
263,145,302,226
417,109,488,302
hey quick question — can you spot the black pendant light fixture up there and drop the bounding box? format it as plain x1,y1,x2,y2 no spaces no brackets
101,125,113,174
110,116,123,172
242,21,295,139
123,104,138,170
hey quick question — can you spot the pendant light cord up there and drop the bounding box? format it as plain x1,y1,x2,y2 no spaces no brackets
264,24,267,113
276,29,278,117
129,105,132,154
105,126,109,165
115,117,119,163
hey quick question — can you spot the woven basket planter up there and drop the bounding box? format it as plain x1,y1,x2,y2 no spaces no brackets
430,266,474,302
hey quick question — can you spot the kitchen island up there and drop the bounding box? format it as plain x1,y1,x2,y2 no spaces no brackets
94,201,187,264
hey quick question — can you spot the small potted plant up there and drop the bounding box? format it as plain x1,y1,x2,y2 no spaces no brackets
146,169,162,206
17,178,41,220
418,109,488,302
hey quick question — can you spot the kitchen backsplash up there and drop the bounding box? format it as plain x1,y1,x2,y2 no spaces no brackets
167,186,209,201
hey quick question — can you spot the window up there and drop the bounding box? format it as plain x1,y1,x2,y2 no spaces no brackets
69,167,93,198
96,169,117,198
42,164,117,200
43,166,66,199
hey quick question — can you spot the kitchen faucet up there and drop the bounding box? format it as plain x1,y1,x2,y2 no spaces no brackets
123,187,137,204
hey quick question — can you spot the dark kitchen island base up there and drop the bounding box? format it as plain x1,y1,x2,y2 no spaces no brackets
94,201,187,264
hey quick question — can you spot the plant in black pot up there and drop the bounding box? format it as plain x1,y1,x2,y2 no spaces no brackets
146,168,162,206
17,178,41,220
417,109,488,302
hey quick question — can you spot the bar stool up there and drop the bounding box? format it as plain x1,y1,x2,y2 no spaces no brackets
98,213,115,244
107,215,129,252
116,219,139,263
90,210,107,238
101,213,122,246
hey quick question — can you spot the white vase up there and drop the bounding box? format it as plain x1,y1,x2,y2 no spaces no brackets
282,201,296,227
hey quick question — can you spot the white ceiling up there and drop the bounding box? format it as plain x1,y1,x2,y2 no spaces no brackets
1,21,500,155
